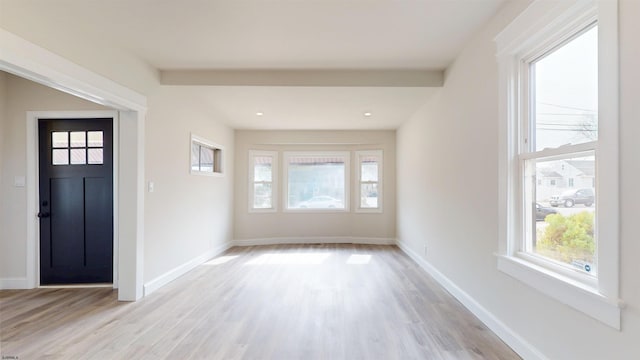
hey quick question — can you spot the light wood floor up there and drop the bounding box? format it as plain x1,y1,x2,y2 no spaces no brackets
1,244,520,359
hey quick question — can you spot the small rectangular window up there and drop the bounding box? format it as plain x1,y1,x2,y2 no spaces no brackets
249,150,278,212
356,150,383,212
190,134,223,176
283,152,349,211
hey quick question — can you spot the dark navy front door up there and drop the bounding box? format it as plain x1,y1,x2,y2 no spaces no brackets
38,118,113,284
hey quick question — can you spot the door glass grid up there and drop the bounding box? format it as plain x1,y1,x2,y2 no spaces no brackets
51,131,104,166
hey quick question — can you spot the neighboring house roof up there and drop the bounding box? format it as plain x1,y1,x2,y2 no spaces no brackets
565,160,595,177
539,170,563,178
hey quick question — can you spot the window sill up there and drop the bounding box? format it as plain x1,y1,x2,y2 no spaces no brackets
248,208,277,214
190,170,223,177
496,254,622,329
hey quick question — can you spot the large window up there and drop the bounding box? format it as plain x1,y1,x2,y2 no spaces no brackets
283,152,349,211
249,150,277,212
496,1,619,328
523,24,598,275
355,150,382,212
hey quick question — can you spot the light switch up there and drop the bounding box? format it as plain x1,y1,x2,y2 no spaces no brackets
148,181,154,193
14,176,26,187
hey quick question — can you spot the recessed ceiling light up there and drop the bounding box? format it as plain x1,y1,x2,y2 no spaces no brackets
256,112,264,116
363,112,372,117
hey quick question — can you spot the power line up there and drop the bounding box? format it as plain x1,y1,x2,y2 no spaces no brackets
538,102,597,113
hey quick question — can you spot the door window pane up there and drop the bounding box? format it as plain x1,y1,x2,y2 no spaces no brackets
87,131,103,147
70,131,86,148
533,26,598,151
70,149,87,164
52,149,69,165
88,148,104,164
52,132,68,148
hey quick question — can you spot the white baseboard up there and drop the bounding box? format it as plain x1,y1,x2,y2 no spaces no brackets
143,242,231,297
396,239,548,360
231,236,396,247
0,277,30,289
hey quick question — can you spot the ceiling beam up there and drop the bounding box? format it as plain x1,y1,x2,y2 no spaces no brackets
160,69,443,87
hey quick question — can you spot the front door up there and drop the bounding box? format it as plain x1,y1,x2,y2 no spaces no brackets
38,118,113,284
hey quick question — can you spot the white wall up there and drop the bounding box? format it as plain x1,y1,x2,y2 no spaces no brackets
234,130,396,242
0,72,5,201
144,87,235,283
0,16,158,95
0,73,107,280
396,1,640,358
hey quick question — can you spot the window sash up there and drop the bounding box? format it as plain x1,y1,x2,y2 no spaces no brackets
355,150,382,212
249,150,277,212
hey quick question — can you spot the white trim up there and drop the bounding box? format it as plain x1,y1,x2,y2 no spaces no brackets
396,240,549,360
0,29,146,111
354,150,383,213
0,278,30,289
143,242,232,296
495,0,620,328
248,150,278,213
282,151,351,212
497,255,621,329
26,111,119,290
232,237,396,247
1,29,146,300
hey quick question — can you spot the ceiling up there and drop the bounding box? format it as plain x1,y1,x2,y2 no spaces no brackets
0,0,506,129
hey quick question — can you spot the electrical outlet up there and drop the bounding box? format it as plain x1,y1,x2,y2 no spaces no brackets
423,243,427,256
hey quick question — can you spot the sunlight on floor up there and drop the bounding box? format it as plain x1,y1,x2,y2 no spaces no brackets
203,255,239,265
244,253,331,265
346,254,371,265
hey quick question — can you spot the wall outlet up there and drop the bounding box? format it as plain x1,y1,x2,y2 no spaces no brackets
423,243,427,256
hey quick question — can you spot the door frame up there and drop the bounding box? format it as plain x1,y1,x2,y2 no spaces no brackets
1,28,146,301
29,111,119,288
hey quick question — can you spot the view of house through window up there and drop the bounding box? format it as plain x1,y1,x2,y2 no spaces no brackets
191,135,223,175
357,151,382,210
285,153,348,210
252,154,274,209
525,24,598,275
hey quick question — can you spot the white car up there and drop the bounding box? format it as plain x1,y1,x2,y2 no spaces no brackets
298,196,343,209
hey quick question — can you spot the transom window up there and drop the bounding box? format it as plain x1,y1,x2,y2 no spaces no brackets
190,134,223,176
51,130,104,165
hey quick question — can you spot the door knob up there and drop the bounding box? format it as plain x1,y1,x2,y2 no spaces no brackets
37,212,50,218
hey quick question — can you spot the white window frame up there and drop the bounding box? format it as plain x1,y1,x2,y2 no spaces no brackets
282,151,350,212
190,134,224,177
248,150,278,213
496,0,621,329
355,150,383,213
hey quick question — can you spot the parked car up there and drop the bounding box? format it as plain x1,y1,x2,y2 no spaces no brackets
549,188,594,208
535,202,558,221
298,196,343,209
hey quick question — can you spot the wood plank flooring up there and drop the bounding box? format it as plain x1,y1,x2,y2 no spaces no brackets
0,244,520,359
